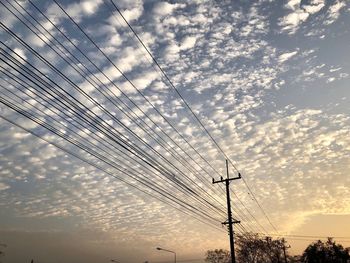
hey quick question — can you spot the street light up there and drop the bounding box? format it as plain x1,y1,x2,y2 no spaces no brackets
156,247,176,263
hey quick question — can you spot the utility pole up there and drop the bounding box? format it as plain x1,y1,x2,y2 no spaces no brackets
212,160,241,263
281,238,290,263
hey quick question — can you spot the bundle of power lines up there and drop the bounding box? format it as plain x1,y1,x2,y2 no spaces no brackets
0,0,278,237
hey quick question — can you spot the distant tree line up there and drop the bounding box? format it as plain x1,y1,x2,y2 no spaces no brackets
205,234,350,263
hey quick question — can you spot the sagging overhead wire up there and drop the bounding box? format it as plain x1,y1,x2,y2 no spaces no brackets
0,0,277,236
108,0,279,234
0,38,226,223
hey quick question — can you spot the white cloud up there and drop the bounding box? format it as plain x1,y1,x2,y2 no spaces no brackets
330,67,342,72
114,47,140,73
118,6,144,23
67,0,103,20
46,0,103,23
163,15,191,26
278,50,298,63
303,0,325,14
25,33,47,47
81,0,103,15
324,0,346,25
12,48,27,62
153,2,184,17
108,34,123,47
0,182,10,191
132,71,159,91
279,10,310,33
180,36,197,50
285,0,302,10
163,42,180,61
327,77,335,83
191,13,210,24
280,0,326,34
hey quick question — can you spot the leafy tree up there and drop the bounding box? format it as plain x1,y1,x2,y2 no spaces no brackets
301,238,350,263
205,249,230,263
236,233,290,263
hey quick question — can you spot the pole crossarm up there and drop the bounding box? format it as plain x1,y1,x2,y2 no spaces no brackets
212,173,241,184
222,219,240,225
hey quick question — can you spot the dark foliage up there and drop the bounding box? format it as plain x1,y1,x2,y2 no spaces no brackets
301,238,350,263
236,233,290,263
205,249,230,263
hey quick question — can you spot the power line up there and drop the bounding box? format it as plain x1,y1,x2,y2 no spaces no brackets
2,61,224,227
0,2,232,223
0,19,237,231
0,0,278,236
18,0,230,210
0,112,224,232
260,233,350,239
46,0,269,234
107,0,279,234
0,21,235,233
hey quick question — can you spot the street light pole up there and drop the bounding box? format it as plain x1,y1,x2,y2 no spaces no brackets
156,247,176,263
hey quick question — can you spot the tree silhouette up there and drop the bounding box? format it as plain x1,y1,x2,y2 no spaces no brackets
236,233,290,263
301,238,350,263
205,249,230,263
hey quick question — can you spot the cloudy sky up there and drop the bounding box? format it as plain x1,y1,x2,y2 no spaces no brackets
0,0,349,262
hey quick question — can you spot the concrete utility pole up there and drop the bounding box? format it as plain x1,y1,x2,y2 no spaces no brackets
212,160,241,263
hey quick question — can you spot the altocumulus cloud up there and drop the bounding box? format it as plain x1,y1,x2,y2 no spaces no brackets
0,0,349,261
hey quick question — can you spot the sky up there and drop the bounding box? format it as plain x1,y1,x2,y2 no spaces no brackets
0,0,350,262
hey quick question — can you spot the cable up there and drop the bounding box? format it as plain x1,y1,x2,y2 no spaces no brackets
0,45,227,223
108,0,279,234
8,0,230,213
51,0,271,234
0,86,224,226
0,20,228,225
50,0,229,196
0,112,225,232
0,22,231,228
259,234,350,239
0,0,277,235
